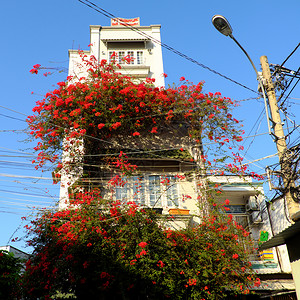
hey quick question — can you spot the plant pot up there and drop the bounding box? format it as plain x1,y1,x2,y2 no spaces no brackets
168,208,190,215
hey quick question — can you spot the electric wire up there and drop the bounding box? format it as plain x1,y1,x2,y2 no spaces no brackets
0,103,285,167
0,199,55,208
0,173,52,180
281,74,300,107
242,108,265,157
0,188,56,199
0,113,26,123
280,43,300,68
278,66,300,107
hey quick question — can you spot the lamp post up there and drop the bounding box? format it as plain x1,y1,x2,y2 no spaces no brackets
211,14,300,221
212,15,300,299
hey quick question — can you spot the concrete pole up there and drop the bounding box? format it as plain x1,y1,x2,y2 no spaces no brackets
260,55,300,221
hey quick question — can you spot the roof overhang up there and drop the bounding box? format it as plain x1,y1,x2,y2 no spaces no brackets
102,38,150,47
259,220,300,250
102,38,149,42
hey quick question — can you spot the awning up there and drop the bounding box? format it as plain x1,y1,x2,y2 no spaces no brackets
102,38,150,43
254,279,295,292
259,221,300,250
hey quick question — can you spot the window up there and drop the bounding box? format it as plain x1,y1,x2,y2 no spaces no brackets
137,51,143,65
224,205,249,228
108,51,116,64
224,205,258,260
118,51,125,64
127,51,135,65
108,51,144,65
114,175,179,208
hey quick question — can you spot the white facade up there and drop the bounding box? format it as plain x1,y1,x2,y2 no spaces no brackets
68,18,165,87
0,245,29,260
210,176,291,275
59,18,165,209
267,197,294,273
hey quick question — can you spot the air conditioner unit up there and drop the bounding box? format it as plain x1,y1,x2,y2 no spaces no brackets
245,196,259,212
249,211,263,225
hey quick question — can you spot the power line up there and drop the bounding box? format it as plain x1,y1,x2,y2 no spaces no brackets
0,113,26,123
0,103,268,165
281,73,300,107
0,130,25,133
0,105,28,117
0,210,25,215
0,173,53,180
280,42,300,67
0,146,37,156
0,103,284,181
0,199,55,207
0,188,56,199
243,108,265,156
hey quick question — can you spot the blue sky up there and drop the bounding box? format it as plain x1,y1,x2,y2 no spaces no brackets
1,0,300,252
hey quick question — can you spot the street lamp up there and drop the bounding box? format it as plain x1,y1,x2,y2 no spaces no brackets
212,15,232,37
212,14,271,135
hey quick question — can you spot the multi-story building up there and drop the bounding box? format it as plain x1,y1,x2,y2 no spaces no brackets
59,18,296,298
68,17,165,87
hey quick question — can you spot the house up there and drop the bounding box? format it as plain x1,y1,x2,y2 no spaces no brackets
58,18,296,298
0,245,29,273
0,245,29,261
258,196,300,299
59,17,165,208
68,17,165,87
211,178,296,298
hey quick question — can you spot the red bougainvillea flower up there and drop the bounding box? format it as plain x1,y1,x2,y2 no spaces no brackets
187,278,197,286
111,122,121,130
150,127,157,134
138,241,148,248
157,260,164,268
30,68,38,74
130,259,137,265
22,189,257,298
27,51,250,181
29,64,41,74
254,278,261,287
140,249,147,256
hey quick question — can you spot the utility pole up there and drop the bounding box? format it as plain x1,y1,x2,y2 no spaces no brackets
260,55,300,221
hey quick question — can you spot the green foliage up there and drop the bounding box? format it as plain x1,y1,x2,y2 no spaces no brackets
23,54,262,299
22,195,257,299
0,250,23,299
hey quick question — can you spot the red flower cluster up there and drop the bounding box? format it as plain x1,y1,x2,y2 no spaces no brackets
138,241,148,248
27,50,245,175
29,64,41,74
